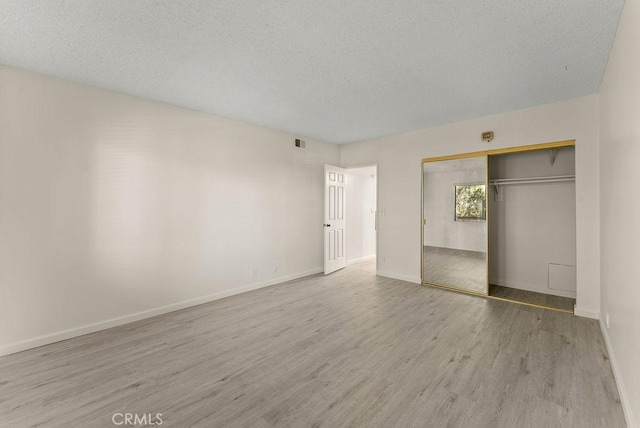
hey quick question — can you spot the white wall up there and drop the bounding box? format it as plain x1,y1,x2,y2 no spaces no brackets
489,148,576,298
423,167,486,253
346,166,377,264
599,0,640,425
340,95,601,317
0,66,340,356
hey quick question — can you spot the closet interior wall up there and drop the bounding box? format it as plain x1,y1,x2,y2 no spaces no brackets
488,147,577,298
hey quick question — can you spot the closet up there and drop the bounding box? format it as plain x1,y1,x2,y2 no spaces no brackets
421,140,576,312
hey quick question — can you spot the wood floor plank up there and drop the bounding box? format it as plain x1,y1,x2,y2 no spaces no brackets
0,260,626,427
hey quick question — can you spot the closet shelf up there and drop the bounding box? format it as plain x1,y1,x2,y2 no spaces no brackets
489,175,575,187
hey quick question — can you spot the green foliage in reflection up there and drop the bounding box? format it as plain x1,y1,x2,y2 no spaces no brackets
455,184,486,221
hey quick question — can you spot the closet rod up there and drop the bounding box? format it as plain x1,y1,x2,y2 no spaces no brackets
489,175,575,186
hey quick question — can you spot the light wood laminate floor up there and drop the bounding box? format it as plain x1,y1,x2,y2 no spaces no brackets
0,260,625,427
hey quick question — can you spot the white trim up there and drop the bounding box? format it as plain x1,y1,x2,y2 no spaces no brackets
490,277,576,299
377,271,421,284
573,306,600,319
347,254,376,265
599,317,636,428
0,268,322,357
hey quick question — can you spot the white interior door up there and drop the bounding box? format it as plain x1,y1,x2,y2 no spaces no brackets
324,165,347,274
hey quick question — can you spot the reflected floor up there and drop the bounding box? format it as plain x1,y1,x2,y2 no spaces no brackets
489,284,575,312
423,246,486,294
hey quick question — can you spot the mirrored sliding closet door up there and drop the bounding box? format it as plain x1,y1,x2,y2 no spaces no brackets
422,156,488,295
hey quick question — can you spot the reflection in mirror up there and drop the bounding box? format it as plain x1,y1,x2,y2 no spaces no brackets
422,156,488,294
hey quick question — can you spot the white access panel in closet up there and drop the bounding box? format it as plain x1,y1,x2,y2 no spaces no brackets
548,263,577,292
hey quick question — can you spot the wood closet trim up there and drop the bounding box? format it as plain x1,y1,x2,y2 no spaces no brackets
421,139,575,163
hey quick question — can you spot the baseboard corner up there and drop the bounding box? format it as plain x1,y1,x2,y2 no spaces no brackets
573,306,600,319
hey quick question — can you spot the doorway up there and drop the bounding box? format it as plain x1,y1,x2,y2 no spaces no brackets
346,165,378,268
488,146,576,311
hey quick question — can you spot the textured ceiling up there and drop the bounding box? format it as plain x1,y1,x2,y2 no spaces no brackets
0,1,624,143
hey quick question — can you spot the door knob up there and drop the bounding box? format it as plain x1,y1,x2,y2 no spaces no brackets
323,224,331,227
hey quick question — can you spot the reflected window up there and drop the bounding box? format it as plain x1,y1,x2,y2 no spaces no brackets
455,184,486,221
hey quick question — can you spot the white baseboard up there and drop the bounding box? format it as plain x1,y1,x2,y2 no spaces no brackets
573,306,600,319
599,317,636,428
377,271,421,284
347,255,376,265
0,268,322,357
490,277,576,299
